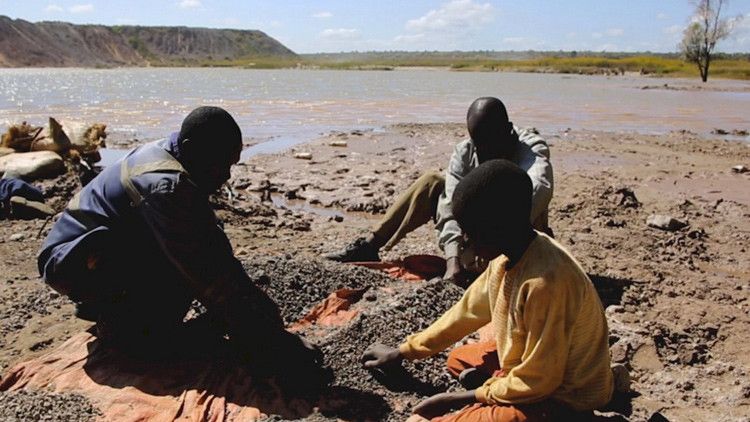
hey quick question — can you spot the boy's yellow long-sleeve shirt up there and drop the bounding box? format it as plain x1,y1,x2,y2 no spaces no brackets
399,233,613,411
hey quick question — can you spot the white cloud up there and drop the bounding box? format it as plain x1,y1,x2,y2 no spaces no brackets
566,32,577,39
405,0,494,32
312,12,332,19
178,0,201,9
69,4,93,13
605,28,624,37
730,13,750,48
320,28,360,40
222,17,240,26
732,12,749,32
663,25,683,35
657,12,668,20
592,32,603,39
44,4,63,13
392,0,495,50
394,33,426,44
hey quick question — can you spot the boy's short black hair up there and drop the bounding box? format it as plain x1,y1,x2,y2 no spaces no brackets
452,159,532,243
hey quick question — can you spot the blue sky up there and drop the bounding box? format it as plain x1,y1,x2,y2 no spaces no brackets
2,0,749,53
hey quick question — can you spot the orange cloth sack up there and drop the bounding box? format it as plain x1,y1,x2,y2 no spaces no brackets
0,331,317,421
352,254,446,282
289,288,367,331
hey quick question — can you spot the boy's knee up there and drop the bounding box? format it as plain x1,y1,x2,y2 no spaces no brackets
418,171,444,187
446,347,471,378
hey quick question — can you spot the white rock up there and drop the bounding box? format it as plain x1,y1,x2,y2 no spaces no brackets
647,214,687,231
732,165,748,174
0,151,64,180
293,152,313,160
329,140,348,147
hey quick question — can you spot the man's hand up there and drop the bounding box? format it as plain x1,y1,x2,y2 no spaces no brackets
413,391,477,419
291,333,324,365
443,257,468,288
361,343,403,370
269,331,332,394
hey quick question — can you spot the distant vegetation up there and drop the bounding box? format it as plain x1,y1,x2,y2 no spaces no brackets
208,51,750,80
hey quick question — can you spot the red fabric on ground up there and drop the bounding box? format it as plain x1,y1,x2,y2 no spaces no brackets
289,288,367,331
352,254,446,282
0,331,316,421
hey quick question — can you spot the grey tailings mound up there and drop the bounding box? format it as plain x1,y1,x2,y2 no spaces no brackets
244,255,396,325
245,255,466,421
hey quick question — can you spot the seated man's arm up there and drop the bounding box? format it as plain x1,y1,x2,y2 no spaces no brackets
399,263,493,360
475,278,569,405
516,131,553,223
138,177,284,335
436,141,472,260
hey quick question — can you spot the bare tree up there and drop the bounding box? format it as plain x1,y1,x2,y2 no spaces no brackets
680,0,737,82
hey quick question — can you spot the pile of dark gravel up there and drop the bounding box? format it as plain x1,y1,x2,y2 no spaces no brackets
0,390,101,422
316,278,465,421
242,256,469,421
243,255,395,324
320,278,464,392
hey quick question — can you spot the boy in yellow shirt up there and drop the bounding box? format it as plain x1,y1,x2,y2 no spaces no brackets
362,159,613,421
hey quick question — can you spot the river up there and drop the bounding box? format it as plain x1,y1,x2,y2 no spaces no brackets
1,68,748,157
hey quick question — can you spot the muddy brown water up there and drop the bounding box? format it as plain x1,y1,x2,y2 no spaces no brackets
1,68,748,146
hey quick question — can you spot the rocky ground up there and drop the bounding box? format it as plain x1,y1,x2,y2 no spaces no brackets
0,390,101,422
0,124,748,421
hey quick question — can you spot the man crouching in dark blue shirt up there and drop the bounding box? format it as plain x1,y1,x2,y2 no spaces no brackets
38,106,329,389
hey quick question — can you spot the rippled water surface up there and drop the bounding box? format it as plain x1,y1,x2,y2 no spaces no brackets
1,68,748,146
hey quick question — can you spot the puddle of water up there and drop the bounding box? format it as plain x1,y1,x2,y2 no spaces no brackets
97,137,303,168
271,194,344,219
99,125,376,166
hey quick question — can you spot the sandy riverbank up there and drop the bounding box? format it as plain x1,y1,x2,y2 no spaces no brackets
0,124,748,421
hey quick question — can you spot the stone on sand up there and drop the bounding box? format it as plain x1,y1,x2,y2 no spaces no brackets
0,151,64,181
647,214,687,231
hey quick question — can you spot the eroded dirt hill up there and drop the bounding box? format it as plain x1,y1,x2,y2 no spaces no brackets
0,16,297,67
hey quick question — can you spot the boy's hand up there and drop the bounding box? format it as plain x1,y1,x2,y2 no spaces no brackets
413,391,477,419
361,343,403,370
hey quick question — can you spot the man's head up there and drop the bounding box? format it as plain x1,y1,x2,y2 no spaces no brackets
466,97,515,162
178,106,242,193
452,159,533,260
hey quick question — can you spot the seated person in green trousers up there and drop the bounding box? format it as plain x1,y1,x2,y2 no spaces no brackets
324,97,553,287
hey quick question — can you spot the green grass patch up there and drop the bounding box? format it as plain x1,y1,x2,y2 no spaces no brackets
153,53,750,80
